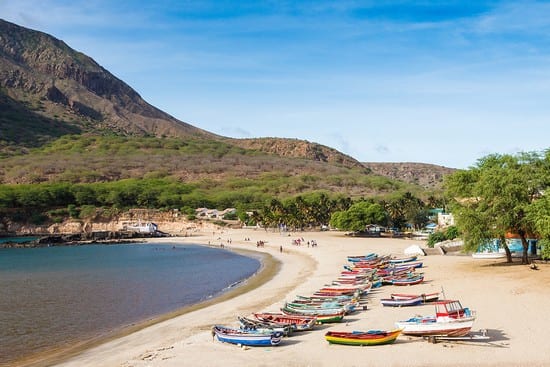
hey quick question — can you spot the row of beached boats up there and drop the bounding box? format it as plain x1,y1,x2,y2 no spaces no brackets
211,252,376,347
212,251,477,347
324,252,477,345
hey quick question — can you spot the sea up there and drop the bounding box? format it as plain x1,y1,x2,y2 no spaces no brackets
0,242,261,366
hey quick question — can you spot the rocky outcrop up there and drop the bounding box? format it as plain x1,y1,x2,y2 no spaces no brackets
2,209,224,237
231,137,365,169
362,162,456,189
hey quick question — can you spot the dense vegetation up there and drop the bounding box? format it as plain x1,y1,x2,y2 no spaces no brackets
0,135,420,197
444,150,550,262
0,169,439,235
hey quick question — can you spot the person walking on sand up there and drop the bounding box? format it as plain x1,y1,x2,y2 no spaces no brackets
280,245,283,253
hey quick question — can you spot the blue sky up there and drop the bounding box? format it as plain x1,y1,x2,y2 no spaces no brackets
2,0,550,168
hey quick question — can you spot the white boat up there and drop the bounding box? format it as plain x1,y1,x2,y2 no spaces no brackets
472,251,506,259
395,300,476,337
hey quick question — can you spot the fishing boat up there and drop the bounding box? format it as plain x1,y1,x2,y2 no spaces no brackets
395,300,476,337
237,316,292,336
347,253,379,262
380,295,423,307
281,306,345,323
391,292,439,303
471,251,506,259
325,329,402,346
387,255,417,264
287,299,358,314
391,275,424,286
253,312,317,331
212,325,283,346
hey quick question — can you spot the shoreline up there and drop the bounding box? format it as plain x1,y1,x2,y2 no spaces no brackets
11,238,282,367
15,228,550,367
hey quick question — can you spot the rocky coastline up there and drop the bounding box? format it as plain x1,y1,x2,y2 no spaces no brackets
0,209,234,248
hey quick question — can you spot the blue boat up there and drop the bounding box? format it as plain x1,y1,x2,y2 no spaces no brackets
387,255,417,264
380,295,423,307
212,325,283,346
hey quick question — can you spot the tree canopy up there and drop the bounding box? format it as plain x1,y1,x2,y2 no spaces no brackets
329,200,387,231
444,151,550,263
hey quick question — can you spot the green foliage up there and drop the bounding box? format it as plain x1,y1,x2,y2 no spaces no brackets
425,227,460,248
223,212,238,220
427,232,447,248
29,212,47,224
329,201,386,231
445,151,549,263
48,208,69,223
445,225,460,240
79,205,96,219
67,204,79,218
181,206,195,215
539,239,550,261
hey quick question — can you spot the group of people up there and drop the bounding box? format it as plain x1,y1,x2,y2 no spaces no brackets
291,238,318,247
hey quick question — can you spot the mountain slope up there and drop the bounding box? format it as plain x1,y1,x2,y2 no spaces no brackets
0,18,215,147
363,162,456,189
0,19,454,192
0,18,364,170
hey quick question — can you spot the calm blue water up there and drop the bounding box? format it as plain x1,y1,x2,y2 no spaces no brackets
0,243,260,366
0,236,39,244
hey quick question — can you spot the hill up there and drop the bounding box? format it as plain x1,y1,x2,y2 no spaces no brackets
0,19,451,195
363,162,456,189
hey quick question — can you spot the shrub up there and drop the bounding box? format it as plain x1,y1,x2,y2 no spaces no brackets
67,204,79,218
444,226,460,240
427,231,447,248
30,212,48,225
79,205,96,219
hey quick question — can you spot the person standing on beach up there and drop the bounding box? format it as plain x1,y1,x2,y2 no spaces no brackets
280,245,283,253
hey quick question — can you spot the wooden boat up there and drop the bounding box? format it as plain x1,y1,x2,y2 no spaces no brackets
253,312,316,331
325,329,402,346
391,292,439,303
294,294,354,302
237,315,292,336
395,300,476,337
380,295,423,307
253,312,317,331
347,253,378,262
387,255,417,264
282,302,346,315
287,299,358,314
390,261,423,270
212,325,283,346
281,306,345,323
391,275,424,286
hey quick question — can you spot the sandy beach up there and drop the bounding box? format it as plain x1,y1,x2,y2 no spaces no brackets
50,228,550,367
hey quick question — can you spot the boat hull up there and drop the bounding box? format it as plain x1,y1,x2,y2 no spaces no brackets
253,313,316,331
391,292,439,303
395,317,475,337
281,308,345,323
325,329,402,346
212,326,282,346
381,296,423,307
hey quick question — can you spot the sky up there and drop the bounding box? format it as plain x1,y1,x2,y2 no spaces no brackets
2,0,550,169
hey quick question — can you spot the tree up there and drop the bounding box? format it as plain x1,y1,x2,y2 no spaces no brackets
329,201,386,231
445,152,548,263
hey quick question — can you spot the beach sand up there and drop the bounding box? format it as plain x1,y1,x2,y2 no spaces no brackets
52,228,550,367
